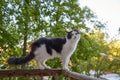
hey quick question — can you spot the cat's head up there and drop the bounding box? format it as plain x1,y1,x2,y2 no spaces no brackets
66,28,80,42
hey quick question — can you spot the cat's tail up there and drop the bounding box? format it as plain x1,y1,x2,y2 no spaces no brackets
7,51,35,65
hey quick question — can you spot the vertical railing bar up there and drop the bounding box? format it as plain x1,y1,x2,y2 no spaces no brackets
39,75,44,80
64,76,69,80
65,75,70,80
52,70,58,80
54,74,59,80
9,76,12,80
25,74,30,80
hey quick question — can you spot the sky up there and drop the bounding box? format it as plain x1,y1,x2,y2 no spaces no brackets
79,0,120,40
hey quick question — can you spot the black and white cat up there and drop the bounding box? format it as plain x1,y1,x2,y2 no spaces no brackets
7,28,80,70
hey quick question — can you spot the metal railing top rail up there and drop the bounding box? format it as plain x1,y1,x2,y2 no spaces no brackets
0,69,106,80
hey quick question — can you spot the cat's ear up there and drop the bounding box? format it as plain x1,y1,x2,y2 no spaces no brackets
76,27,81,32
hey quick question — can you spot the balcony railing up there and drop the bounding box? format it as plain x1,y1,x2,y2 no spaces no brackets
0,69,107,80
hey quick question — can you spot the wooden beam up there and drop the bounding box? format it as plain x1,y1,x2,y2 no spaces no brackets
0,69,62,77
0,69,107,80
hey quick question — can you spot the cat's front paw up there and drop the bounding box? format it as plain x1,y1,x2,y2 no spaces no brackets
44,66,51,69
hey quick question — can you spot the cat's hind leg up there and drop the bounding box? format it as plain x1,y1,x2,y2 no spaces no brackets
36,58,51,69
36,58,45,69
37,61,45,69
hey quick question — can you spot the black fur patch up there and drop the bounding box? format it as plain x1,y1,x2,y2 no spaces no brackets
31,37,66,55
67,31,72,39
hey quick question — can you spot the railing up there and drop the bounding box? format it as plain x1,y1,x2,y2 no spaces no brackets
0,69,107,80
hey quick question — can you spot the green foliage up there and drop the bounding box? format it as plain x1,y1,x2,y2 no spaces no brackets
46,58,62,68
70,30,107,76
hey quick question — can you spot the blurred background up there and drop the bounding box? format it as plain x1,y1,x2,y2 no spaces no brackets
0,0,120,80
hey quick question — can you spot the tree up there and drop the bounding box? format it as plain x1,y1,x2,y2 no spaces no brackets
105,40,120,73
0,0,96,68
